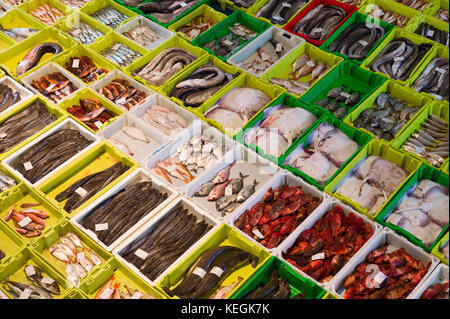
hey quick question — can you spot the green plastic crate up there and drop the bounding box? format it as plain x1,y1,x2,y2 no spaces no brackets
0,247,69,299
260,42,343,98
124,35,207,92
0,27,77,81
0,8,46,44
30,218,112,287
0,95,67,161
58,87,125,134
0,183,65,244
359,0,419,28
299,60,386,120
0,219,25,266
62,288,89,299
161,53,242,111
168,4,227,42
246,0,311,28
407,44,449,103
0,32,14,53
200,72,283,138
53,44,117,85
442,160,449,175
87,31,149,71
191,10,270,62
18,0,74,27
280,115,373,190
157,224,271,299
36,141,138,216
432,232,448,266
376,163,449,252
231,256,326,299
81,257,165,299
235,93,325,164
81,0,136,29
425,0,449,20
344,80,432,144
324,139,423,220
390,101,449,168
406,13,449,47
360,27,436,86
320,12,395,65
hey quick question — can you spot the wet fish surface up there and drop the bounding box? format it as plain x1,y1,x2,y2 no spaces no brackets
314,86,364,119
67,98,116,132
138,0,202,24
123,25,160,48
4,202,50,237
29,71,77,104
0,82,22,113
92,5,129,29
30,4,65,26
411,57,449,101
97,78,148,110
100,42,142,67
16,42,63,77
176,15,217,40
141,104,189,138
0,171,16,195
66,22,104,45
366,4,410,27
414,23,448,47
65,56,108,84
255,0,308,25
0,25,38,42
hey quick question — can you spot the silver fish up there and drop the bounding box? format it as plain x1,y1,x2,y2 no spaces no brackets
237,180,259,203
194,181,216,197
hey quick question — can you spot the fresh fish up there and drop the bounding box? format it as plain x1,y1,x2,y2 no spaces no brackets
16,42,63,76
226,172,249,194
237,180,259,203
122,126,150,143
194,181,216,197
107,138,134,157
0,25,38,42
212,164,234,184
216,194,237,212
208,179,233,201
211,277,244,299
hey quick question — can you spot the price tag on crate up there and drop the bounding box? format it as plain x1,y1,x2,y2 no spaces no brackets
41,277,55,285
94,121,103,129
24,162,33,171
75,187,88,198
210,266,224,277
311,252,325,261
95,223,109,231
252,228,264,239
25,265,36,277
18,216,32,228
18,288,32,299
192,267,207,279
359,40,368,46
72,59,80,68
135,249,148,260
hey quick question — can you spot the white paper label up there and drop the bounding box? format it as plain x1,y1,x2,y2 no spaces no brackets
276,43,283,52
252,228,264,239
311,252,325,261
359,40,368,46
24,162,33,171
373,271,387,285
312,27,323,33
75,187,88,197
284,2,292,7
99,288,113,299
18,216,32,228
95,223,109,231
210,266,224,278
72,59,80,68
225,186,233,196
426,30,435,37
134,249,148,260
223,40,233,46
180,1,187,7
436,67,446,74
25,265,36,277
18,288,32,299
41,276,55,285
130,292,142,299
192,267,207,279
94,121,103,129
440,13,446,20
306,61,315,67
0,133,7,139
112,43,121,50
394,56,404,62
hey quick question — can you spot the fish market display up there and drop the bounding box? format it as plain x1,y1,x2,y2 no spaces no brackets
80,181,168,246
366,5,410,27
66,22,104,45
123,25,160,47
342,244,428,299
386,180,448,247
238,42,285,77
99,43,142,68
0,101,57,153
194,163,257,216
92,5,129,29
336,156,409,215
234,185,322,249
421,281,449,299
0,82,22,113
97,78,148,110
414,23,449,47
55,162,129,213
255,0,308,25
138,0,202,24
4,203,50,237
399,114,449,167
59,0,89,8
435,8,449,22
16,42,63,77
441,241,449,260
95,277,154,299
50,232,103,286
270,54,330,95
244,104,317,157
244,269,307,299
67,98,116,132
176,15,217,40
411,57,449,101
283,206,374,283
0,172,16,194
329,23,386,61
211,277,243,299
204,87,271,133
30,4,65,26
1,265,60,299
120,206,212,281
29,72,77,104
133,48,196,87
141,104,189,138
340,0,363,5
232,0,258,8
151,135,224,184
284,122,359,185
392,0,429,12
105,126,153,157
65,56,108,84
352,92,420,141
0,25,38,42
292,4,347,41
10,128,93,184
369,38,432,81
314,86,363,119
168,64,236,107
203,23,258,58
162,246,259,299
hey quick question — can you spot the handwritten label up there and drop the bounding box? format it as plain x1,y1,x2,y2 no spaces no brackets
252,228,264,239
223,39,233,46
373,271,387,285
94,121,103,129
131,292,142,299
426,30,435,37
75,187,88,197
18,288,32,299
225,186,233,196
18,217,32,228
41,276,55,285
359,40,368,46
95,223,109,231
210,266,224,278
0,133,7,139
134,249,148,260
180,2,187,7
311,252,325,261
24,162,33,171
276,43,283,52
72,59,80,68
192,267,207,279
25,265,36,277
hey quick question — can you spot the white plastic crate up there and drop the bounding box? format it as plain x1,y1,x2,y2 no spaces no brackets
409,263,449,299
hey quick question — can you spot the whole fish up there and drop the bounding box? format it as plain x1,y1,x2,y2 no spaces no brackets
194,181,216,197
2,280,53,299
226,173,249,194
16,42,63,76
24,265,60,296
208,179,233,201
0,25,38,42
216,194,237,212
211,277,244,299
106,138,134,156
212,164,234,184
237,180,259,202
122,126,150,143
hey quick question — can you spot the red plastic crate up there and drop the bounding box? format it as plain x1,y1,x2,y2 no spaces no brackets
283,0,358,46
